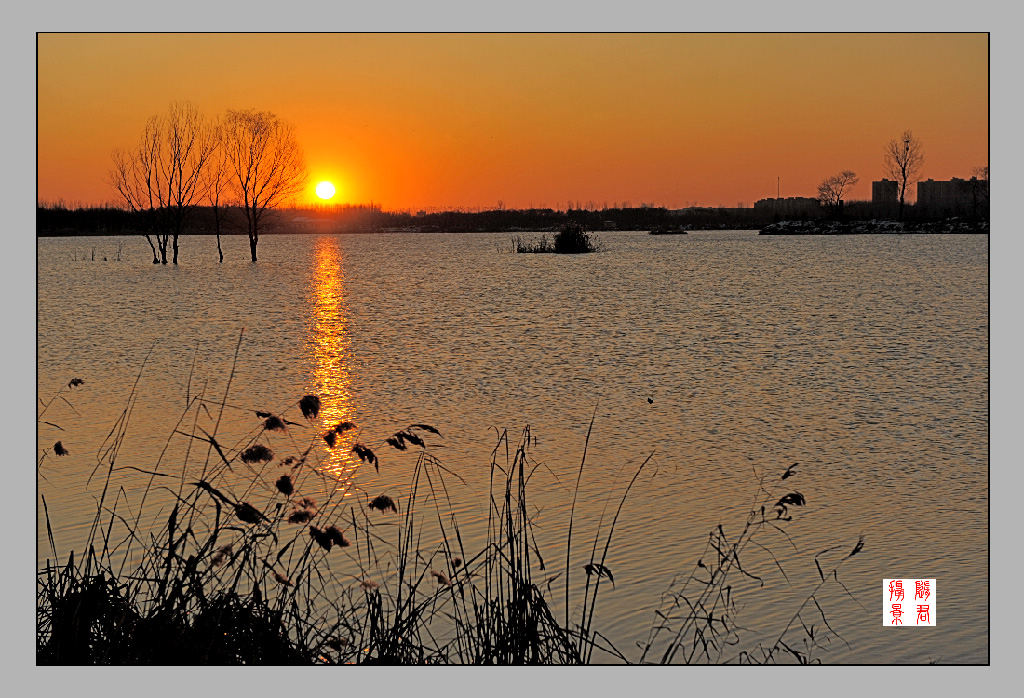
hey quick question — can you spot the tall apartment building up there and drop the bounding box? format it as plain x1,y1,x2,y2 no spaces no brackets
872,179,899,204
917,177,989,216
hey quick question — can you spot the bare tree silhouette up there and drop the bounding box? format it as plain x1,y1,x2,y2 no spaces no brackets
816,170,859,212
110,102,218,264
883,130,924,220
111,122,158,263
205,117,230,264
221,109,307,262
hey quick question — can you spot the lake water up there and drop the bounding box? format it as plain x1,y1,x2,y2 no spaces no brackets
37,230,988,663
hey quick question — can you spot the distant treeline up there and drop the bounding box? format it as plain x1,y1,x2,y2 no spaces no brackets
38,204,250,237
37,199,988,237
371,206,766,232
38,203,766,236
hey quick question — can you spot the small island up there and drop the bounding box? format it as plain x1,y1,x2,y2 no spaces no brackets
648,224,691,235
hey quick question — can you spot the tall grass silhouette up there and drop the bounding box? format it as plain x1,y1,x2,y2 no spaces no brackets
37,352,862,664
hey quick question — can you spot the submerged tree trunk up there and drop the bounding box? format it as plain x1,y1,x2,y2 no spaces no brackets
144,234,159,264
213,205,223,263
172,234,179,264
249,234,258,263
156,234,169,265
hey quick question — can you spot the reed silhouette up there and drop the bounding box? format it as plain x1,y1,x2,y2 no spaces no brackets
37,354,863,664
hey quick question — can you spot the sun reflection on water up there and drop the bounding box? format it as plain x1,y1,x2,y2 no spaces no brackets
306,236,360,484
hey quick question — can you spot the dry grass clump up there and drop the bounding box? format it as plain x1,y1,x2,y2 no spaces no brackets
309,525,350,551
351,443,378,471
298,395,321,419
263,415,286,432
325,525,350,548
323,421,357,448
240,444,273,464
368,494,398,513
512,223,601,254
287,496,318,524
233,501,266,524
275,474,294,496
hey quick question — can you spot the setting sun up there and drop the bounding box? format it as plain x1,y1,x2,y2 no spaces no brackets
315,181,336,200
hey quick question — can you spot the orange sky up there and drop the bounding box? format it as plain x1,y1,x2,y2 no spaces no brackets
37,33,988,210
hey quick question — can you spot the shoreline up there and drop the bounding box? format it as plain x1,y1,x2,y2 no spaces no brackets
759,218,989,235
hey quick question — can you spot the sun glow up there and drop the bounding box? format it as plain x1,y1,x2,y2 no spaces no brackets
315,181,336,200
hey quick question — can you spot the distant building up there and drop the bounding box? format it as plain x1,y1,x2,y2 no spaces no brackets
917,177,989,217
753,197,821,217
872,179,899,204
